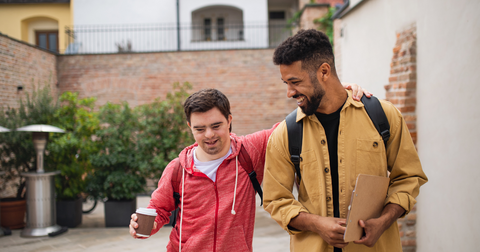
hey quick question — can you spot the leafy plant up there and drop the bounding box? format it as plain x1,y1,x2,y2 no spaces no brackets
0,84,59,199
314,7,336,45
86,82,194,200
86,102,144,200
47,92,100,200
135,82,194,181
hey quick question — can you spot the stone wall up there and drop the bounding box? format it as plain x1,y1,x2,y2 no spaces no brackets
0,33,58,111
57,50,296,136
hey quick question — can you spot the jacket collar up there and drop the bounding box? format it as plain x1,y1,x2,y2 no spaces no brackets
294,89,364,122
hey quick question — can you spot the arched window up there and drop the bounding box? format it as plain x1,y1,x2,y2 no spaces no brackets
191,5,244,42
21,16,59,52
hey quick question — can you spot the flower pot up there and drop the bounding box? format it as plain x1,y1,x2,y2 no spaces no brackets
56,196,82,228
104,199,136,227
0,198,26,229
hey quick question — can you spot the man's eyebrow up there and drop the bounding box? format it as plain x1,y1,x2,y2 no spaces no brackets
281,77,301,82
192,122,223,129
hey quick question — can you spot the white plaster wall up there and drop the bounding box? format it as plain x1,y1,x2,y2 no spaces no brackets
415,0,480,250
180,0,269,50
338,0,480,250
337,0,417,99
180,0,268,24
73,0,177,25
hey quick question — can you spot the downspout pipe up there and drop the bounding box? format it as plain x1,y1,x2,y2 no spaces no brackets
332,0,349,19
177,0,181,51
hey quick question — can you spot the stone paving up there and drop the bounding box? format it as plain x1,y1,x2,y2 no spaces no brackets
1,196,290,252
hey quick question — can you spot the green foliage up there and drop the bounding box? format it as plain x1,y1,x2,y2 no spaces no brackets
47,92,100,200
86,102,143,200
314,7,336,45
135,82,194,180
86,82,194,200
0,84,59,198
287,10,303,26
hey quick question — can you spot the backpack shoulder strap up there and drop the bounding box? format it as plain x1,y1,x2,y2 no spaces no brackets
170,158,182,227
238,144,263,206
286,109,303,181
361,95,390,147
171,158,182,208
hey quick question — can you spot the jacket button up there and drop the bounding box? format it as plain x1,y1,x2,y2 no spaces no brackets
326,196,331,201
324,168,329,173
373,142,378,148
321,139,326,145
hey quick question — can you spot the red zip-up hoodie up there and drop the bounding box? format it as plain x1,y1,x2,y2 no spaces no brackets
147,124,278,252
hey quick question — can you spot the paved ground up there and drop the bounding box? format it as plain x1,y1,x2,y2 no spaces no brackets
1,196,291,252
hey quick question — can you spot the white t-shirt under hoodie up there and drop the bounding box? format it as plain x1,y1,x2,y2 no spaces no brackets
193,146,232,182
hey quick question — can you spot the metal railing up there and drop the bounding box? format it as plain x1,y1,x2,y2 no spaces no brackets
64,22,295,54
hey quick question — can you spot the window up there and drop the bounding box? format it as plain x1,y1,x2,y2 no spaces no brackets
36,30,58,52
269,11,285,20
204,18,212,41
217,18,225,41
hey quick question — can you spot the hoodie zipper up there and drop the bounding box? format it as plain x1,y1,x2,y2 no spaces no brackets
213,183,219,252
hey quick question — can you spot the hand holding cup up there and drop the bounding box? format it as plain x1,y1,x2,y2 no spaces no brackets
129,208,157,239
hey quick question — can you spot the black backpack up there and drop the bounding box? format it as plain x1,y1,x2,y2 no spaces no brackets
286,95,390,181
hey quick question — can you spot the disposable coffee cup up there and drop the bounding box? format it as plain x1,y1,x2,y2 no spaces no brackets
135,208,157,237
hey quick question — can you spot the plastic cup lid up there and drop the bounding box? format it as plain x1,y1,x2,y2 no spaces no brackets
136,208,157,216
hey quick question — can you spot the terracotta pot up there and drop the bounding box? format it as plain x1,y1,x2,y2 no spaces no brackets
0,198,26,229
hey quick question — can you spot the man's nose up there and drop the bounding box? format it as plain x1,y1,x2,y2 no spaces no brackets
287,84,296,98
205,128,215,138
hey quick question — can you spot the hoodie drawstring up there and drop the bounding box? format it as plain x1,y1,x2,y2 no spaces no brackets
179,166,185,252
231,156,239,215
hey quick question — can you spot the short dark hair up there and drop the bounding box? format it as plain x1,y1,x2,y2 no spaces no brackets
273,29,337,76
184,89,232,132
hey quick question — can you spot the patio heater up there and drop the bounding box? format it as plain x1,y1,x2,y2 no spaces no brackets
0,126,10,237
16,124,67,237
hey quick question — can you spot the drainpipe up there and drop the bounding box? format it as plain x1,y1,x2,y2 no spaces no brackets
332,0,349,19
177,0,181,51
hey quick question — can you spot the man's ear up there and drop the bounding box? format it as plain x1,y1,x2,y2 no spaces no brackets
187,121,191,129
317,63,332,81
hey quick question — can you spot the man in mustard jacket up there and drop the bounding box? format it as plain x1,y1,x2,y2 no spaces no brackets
263,29,428,252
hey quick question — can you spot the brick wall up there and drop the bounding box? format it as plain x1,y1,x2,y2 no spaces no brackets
57,50,296,136
384,24,418,252
299,4,329,30
0,33,58,111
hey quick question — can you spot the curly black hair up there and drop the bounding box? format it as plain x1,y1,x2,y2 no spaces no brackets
273,29,337,76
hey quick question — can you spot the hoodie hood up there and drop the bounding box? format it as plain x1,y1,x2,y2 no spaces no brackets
178,133,243,175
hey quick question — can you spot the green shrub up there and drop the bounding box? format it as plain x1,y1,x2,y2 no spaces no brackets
0,84,59,198
47,92,100,200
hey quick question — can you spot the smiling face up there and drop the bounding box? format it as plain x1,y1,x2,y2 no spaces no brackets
281,61,326,116
188,107,232,161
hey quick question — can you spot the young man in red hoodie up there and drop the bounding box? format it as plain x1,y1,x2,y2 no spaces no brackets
129,87,368,252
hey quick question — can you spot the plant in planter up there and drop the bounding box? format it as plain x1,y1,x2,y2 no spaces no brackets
46,92,99,228
86,102,145,227
135,82,194,185
0,85,59,229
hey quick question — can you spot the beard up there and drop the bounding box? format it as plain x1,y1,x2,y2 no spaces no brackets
299,74,325,116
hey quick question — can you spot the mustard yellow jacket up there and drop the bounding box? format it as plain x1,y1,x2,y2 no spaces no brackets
263,90,427,252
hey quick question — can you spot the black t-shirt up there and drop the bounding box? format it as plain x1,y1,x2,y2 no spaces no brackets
315,105,343,252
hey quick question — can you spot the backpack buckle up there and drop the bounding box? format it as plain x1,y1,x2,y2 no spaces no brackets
291,154,302,164
380,130,390,142
248,171,257,179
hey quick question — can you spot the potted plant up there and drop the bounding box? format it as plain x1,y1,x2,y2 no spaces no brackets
0,85,59,229
86,102,145,227
135,82,194,185
46,92,99,228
